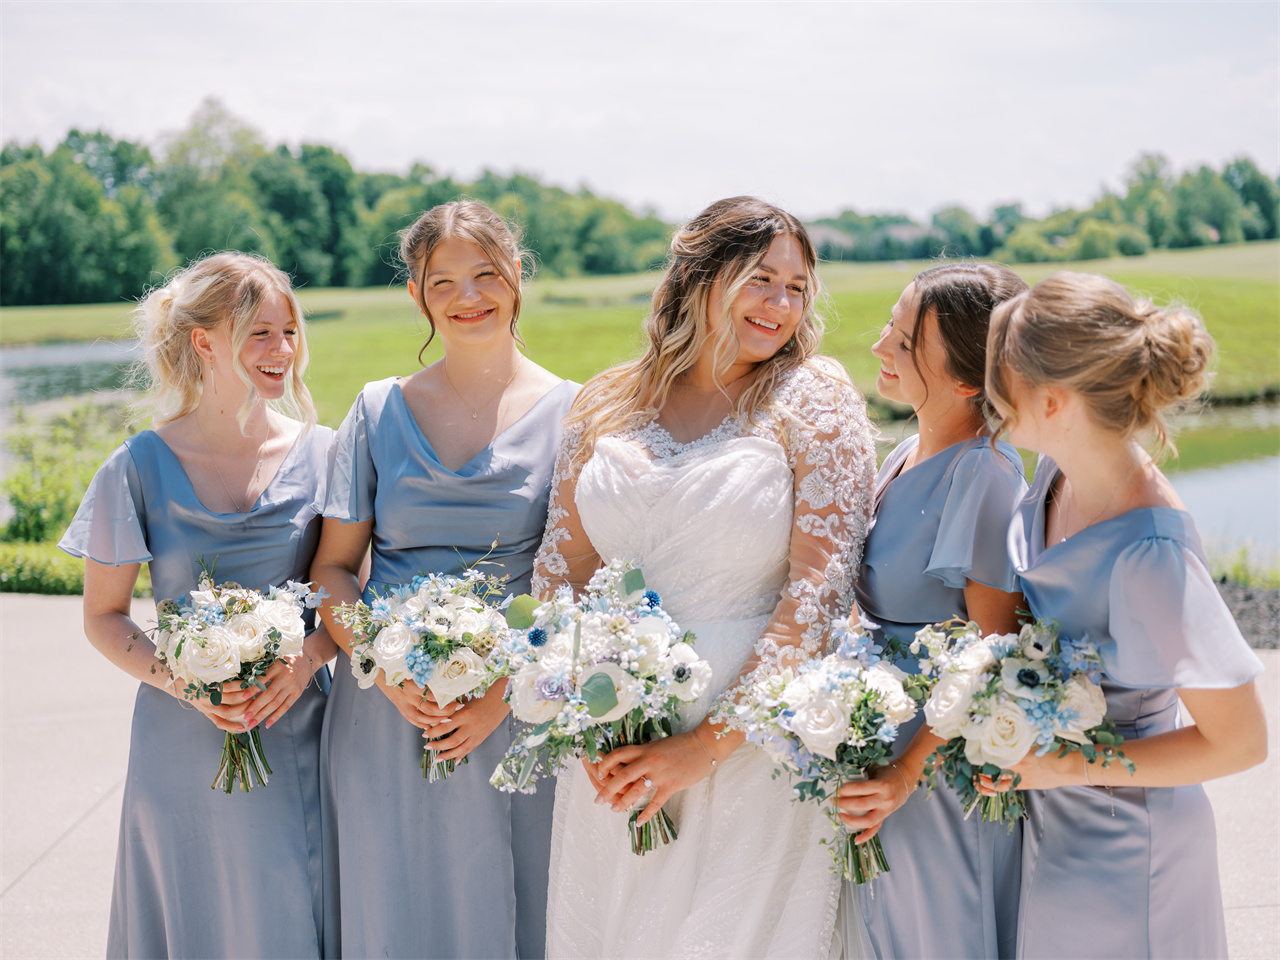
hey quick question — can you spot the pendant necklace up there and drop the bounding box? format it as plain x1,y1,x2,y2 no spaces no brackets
443,357,523,420
196,412,269,513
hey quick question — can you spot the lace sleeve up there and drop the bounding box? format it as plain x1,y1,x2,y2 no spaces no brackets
531,424,603,600
719,360,878,710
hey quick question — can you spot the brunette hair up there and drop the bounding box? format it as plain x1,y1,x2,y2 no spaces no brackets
909,261,1028,420
132,252,315,431
398,200,529,362
564,196,828,469
987,271,1214,454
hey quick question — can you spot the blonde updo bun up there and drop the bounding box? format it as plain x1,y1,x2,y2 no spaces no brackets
987,271,1214,454
132,251,315,431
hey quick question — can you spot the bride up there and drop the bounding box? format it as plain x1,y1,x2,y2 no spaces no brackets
531,196,878,958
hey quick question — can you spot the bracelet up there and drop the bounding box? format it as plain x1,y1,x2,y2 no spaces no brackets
692,728,718,768
888,761,910,794
1082,754,1094,786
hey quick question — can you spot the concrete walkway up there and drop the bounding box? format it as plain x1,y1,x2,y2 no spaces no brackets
2,593,1277,959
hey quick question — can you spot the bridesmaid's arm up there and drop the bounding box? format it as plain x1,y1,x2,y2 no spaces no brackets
838,581,1025,840
985,680,1267,792
310,518,454,731
82,559,256,732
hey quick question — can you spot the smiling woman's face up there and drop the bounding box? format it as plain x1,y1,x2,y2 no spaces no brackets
706,233,807,367
418,237,517,346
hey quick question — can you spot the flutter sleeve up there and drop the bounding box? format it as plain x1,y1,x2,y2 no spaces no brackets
57,441,151,566
925,442,1027,593
1104,536,1264,689
719,360,878,707
531,423,602,599
325,389,376,523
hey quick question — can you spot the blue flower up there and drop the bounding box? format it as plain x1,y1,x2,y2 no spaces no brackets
406,647,435,687
642,589,661,608
528,628,548,648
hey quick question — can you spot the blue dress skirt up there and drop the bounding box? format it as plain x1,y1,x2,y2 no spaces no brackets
1008,456,1264,959
58,426,335,959
851,435,1027,960
320,377,578,959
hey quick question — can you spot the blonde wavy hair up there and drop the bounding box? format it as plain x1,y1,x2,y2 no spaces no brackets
565,196,828,469
987,271,1215,457
131,252,316,431
399,199,530,363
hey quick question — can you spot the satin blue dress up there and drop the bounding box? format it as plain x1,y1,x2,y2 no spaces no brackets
320,376,578,959
1008,456,1264,959
58,426,335,959
850,435,1027,960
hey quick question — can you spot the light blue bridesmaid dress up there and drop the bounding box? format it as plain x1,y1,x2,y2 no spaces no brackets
1008,456,1264,959
58,426,335,959
852,434,1027,960
320,376,578,959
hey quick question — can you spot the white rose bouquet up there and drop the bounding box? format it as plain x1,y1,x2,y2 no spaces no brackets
490,561,711,855
916,618,1134,828
336,568,509,782
147,569,325,793
728,617,932,884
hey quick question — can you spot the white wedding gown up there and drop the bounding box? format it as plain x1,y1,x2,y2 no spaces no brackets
533,359,879,960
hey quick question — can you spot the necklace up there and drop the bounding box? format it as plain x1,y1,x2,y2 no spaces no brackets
443,357,523,420
195,412,269,513
1058,458,1145,539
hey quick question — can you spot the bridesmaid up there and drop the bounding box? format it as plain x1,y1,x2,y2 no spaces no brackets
983,272,1267,958
59,252,336,957
835,262,1029,960
311,200,578,958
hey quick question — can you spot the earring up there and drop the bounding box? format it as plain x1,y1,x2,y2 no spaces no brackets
209,358,217,396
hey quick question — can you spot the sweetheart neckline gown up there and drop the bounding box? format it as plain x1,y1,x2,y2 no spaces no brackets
59,425,335,958
1007,455,1264,959
319,376,578,959
533,359,880,959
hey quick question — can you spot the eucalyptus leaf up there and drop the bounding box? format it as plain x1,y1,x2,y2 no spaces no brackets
505,594,540,629
622,567,646,599
581,671,620,718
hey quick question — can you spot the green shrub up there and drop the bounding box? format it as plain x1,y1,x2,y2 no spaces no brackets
0,540,151,595
3,402,133,543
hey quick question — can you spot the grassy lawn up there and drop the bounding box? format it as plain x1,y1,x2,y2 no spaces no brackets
3,241,1277,427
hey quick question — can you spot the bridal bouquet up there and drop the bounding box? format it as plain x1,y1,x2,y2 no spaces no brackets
149,572,325,793
917,618,1133,828
336,569,509,781
490,561,712,855
730,617,932,884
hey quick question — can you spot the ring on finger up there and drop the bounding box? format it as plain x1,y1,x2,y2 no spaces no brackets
643,777,653,788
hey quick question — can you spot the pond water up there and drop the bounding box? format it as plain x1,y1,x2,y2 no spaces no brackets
2,339,1277,565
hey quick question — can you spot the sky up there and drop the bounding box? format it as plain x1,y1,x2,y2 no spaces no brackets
2,0,1277,223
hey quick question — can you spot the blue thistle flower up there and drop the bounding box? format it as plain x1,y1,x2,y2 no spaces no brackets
528,627,548,648
642,589,661,608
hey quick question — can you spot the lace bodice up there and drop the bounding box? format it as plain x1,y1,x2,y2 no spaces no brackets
532,358,877,703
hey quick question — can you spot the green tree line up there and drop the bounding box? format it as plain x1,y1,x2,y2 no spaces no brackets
813,153,1280,264
1,99,670,306
3,97,1277,306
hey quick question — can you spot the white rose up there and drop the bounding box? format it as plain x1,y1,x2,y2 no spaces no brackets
222,612,273,662
584,662,642,724
964,701,1036,769
667,643,712,702
509,664,564,724
427,647,490,705
178,625,241,684
1055,676,1108,743
372,622,415,686
781,671,821,705
865,662,918,725
396,593,428,618
789,691,850,760
257,599,306,657
924,671,981,739
953,638,998,674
